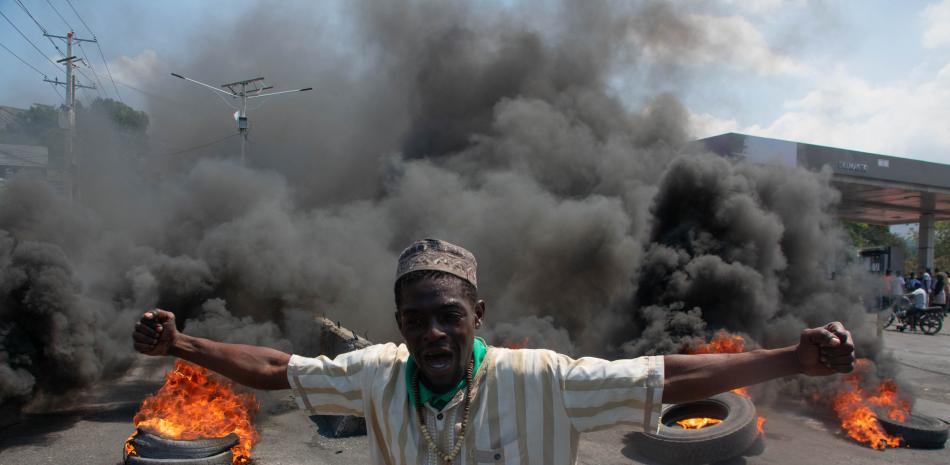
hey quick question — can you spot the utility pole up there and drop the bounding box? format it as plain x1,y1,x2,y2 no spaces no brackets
222,77,268,166
44,31,96,199
171,73,311,165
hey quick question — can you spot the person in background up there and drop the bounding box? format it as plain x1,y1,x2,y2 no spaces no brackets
933,268,942,292
892,270,906,304
900,281,928,332
936,272,949,313
881,270,895,310
922,267,933,297
907,272,922,292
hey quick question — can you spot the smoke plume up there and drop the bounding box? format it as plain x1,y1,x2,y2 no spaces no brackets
0,0,885,408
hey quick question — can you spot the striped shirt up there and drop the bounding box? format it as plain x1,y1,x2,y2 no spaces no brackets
287,343,664,465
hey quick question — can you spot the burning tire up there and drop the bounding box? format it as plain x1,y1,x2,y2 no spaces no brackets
629,392,758,465
124,429,238,465
125,451,232,465
877,413,949,449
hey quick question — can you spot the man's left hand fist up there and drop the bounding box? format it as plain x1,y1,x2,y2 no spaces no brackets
797,321,855,376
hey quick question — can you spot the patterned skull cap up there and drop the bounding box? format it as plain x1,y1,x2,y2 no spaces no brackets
395,238,477,288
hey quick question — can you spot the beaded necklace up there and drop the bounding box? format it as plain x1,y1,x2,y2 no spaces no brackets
412,358,474,464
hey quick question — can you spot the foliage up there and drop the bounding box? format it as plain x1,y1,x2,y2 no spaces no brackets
19,104,60,134
843,222,904,249
86,98,149,133
897,221,950,273
0,104,60,147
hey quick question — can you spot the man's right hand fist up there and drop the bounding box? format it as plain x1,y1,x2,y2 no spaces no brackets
133,309,178,356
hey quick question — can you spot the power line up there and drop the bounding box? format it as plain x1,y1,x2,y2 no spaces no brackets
72,65,102,98
13,0,67,59
0,38,48,77
156,133,239,157
44,0,74,32
77,43,106,98
0,9,59,71
15,1,102,101
44,0,104,98
113,79,189,106
64,0,93,36
93,41,122,103
62,0,122,103
48,82,64,105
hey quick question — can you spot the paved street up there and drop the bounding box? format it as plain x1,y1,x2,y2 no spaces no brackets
1,318,948,465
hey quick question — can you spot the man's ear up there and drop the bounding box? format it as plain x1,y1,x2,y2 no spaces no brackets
474,300,486,329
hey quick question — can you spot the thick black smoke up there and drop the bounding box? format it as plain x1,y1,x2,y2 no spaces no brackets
623,155,883,357
0,0,886,408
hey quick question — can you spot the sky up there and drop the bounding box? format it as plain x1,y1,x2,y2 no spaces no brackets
1,0,949,164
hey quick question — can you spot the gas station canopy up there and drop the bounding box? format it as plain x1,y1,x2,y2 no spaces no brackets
696,133,950,226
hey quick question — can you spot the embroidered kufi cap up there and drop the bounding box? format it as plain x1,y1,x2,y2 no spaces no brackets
395,239,477,288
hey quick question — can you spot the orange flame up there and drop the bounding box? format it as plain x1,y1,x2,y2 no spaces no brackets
126,360,259,464
756,416,766,434
685,331,746,355
831,359,908,450
124,432,137,457
677,417,722,429
684,331,766,434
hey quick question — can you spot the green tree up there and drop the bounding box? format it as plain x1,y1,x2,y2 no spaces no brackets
843,222,904,248
932,221,950,272
0,104,60,147
84,98,149,133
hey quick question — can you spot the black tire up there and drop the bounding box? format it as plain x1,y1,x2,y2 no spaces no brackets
129,429,238,459
918,313,943,335
877,413,948,449
629,392,758,465
125,450,233,465
883,312,896,329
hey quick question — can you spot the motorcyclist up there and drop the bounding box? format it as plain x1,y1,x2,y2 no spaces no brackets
899,281,928,331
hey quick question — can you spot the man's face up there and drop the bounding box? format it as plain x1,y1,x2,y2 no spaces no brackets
395,276,484,393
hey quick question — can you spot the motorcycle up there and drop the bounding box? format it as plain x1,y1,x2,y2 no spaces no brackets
882,296,945,335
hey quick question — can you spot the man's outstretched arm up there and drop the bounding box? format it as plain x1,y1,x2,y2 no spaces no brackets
133,309,291,390
661,322,855,404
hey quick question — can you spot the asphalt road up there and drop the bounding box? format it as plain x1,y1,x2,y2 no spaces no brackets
1,316,948,465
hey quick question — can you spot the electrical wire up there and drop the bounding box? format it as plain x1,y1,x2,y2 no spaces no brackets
73,66,102,98
44,0,74,32
62,0,123,103
0,38,48,77
77,43,106,97
213,90,240,111
94,40,123,103
13,0,67,59
113,79,189,106
49,82,65,103
7,1,99,98
0,9,59,70
156,133,239,157
64,0,93,36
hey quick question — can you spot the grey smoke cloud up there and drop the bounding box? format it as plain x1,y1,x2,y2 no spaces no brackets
0,0,885,407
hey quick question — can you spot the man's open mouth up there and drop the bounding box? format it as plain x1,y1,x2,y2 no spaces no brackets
420,349,455,374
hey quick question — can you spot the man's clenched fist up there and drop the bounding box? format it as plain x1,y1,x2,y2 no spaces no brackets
133,309,178,356
796,321,855,376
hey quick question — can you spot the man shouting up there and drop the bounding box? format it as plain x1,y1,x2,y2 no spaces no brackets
133,238,855,465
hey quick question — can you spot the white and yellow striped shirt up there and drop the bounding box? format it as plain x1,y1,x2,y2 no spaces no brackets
287,343,664,465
